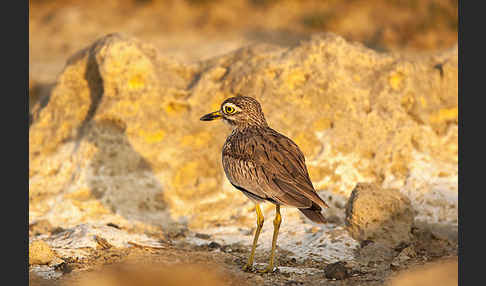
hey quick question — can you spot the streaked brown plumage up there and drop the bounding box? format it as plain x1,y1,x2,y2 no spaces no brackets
200,95,328,272
222,124,328,221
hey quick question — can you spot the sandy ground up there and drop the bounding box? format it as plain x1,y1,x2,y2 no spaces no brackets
29,220,457,286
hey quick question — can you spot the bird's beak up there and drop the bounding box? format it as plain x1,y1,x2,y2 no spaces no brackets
200,110,223,121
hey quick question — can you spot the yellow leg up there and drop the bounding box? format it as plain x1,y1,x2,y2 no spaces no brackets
259,204,281,273
242,204,264,271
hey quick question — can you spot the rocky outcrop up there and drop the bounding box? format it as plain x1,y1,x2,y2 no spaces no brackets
29,32,457,230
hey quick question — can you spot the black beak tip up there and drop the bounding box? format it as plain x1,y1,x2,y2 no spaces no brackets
200,114,211,121
200,111,222,121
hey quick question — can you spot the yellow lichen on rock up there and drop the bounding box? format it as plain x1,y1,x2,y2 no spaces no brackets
419,96,428,108
64,188,95,201
173,161,197,183
284,69,307,90
138,130,166,143
312,117,332,131
292,131,322,160
165,102,190,116
429,107,458,124
400,92,415,111
389,72,405,90
72,200,111,216
180,131,213,148
128,74,146,90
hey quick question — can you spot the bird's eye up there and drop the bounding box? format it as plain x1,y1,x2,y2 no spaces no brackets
224,105,236,114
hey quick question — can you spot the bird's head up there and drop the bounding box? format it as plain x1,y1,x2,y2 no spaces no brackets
200,95,268,129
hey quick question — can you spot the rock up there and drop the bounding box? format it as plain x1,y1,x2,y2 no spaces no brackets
29,32,457,231
386,258,458,286
324,261,350,280
208,241,221,250
29,240,56,265
45,223,166,259
195,233,211,239
391,246,417,268
54,262,73,274
29,219,54,236
284,281,304,286
345,183,414,247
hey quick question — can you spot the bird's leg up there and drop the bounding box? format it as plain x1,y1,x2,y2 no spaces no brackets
259,204,281,273
242,204,264,272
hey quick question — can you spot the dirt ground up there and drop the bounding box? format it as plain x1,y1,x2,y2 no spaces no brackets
29,211,458,286
29,224,457,286
29,0,458,285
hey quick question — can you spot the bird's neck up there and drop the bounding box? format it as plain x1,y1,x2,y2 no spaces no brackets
233,121,268,133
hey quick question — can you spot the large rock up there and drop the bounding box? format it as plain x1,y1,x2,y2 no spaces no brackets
29,33,457,230
345,183,414,247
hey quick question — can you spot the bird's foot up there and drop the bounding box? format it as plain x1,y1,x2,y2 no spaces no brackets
257,265,278,273
241,264,256,272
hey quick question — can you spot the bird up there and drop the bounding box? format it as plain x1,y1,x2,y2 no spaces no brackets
200,95,328,273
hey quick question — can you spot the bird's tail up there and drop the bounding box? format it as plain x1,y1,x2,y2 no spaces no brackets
299,203,326,224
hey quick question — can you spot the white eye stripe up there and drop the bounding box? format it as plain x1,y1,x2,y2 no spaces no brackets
223,103,239,113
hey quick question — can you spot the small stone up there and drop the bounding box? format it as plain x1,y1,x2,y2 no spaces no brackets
220,245,232,253
324,262,350,280
360,239,374,248
94,235,113,250
284,280,303,285
195,233,211,239
106,223,120,229
54,262,73,274
29,240,56,265
326,215,342,224
208,241,221,249
345,183,414,248
51,227,65,235
391,246,417,267
29,220,53,236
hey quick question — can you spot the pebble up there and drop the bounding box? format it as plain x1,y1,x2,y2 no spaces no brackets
324,262,350,280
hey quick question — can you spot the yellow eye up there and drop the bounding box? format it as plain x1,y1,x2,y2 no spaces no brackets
224,105,236,114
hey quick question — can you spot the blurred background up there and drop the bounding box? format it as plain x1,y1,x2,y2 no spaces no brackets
30,0,458,82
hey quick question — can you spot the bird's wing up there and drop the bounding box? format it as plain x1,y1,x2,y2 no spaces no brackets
223,151,271,202
223,128,328,208
255,128,329,208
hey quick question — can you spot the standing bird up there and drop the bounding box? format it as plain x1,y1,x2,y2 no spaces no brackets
200,95,328,273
